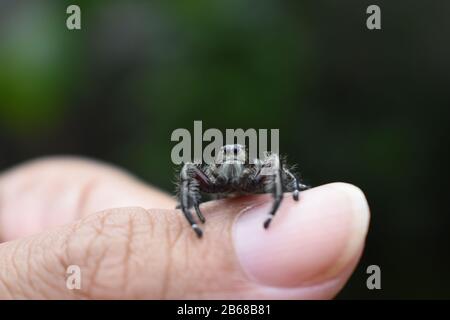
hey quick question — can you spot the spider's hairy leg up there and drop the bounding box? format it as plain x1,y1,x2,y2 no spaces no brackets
263,154,283,229
178,163,213,238
179,163,203,237
194,204,206,223
177,202,206,223
283,168,310,201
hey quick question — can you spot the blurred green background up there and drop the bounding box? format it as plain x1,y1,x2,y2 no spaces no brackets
1,0,449,298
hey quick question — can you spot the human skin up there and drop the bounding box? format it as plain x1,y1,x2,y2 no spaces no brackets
0,157,370,299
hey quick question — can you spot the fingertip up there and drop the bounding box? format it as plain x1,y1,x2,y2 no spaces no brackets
233,183,370,289
328,182,371,241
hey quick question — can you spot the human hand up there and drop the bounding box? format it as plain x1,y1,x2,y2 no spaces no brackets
0,157,370,299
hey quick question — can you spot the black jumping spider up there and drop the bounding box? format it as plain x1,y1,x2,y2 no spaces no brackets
176,144,310,238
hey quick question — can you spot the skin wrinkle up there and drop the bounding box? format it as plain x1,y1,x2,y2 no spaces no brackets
86,246,108,298
58,230,73,295
6,240,38,299
84,213,113,298
62,212,106,299
28,258,53,299
10,240,26,298
71,209,147,299
24,229,74,299
62,216,88,299
121,213,134,296
25,238,41,298
76,177,99,219
38,238,71,299
122,208,148,293
159,212,185,300
0,243,17,298
141,209,185,299
0,274,14,299
147,210,156,237
159,234,172,299
175,213,200,297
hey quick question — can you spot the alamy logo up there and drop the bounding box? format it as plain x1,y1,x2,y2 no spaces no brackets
171,121,279,165
66,5,81,30
366,265,381,290
366,5,381,30
66,265,81,290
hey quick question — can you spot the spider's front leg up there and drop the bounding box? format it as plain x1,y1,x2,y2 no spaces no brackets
178,163,212,238
283,168,310,201
262,154,283,229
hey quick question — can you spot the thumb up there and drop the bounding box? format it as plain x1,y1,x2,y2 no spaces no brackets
0,182,369,299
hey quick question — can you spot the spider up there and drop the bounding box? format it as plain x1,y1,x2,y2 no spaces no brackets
175,144,310,238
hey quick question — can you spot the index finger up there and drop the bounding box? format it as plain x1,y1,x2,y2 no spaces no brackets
0,157,176,241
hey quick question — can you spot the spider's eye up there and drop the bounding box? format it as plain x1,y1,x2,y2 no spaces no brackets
233,146,239,155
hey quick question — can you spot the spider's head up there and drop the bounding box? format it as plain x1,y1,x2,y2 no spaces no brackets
215,144,247,164
214,144,247,182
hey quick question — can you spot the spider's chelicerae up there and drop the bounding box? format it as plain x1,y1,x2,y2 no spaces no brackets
176,144,310,238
